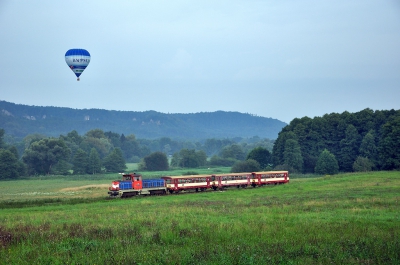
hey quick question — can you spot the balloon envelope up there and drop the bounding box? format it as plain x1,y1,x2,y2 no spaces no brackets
65,49,90,80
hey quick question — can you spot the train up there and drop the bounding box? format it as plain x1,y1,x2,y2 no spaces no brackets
108,171,289,198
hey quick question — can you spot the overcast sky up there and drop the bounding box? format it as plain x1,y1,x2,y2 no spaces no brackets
1,1,399,123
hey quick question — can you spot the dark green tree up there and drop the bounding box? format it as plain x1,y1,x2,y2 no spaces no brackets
120,134,141,161
7,146,27,176
246,147,271,169
72,148,89,174
139,151,169,171
60,130,83,160
171,149,206,168
220,144,246,161
378,115,400,170
272,131,297,167
80,129,112,159
208,155,237,166
283,139,303,173
231,159,260,173
359,130,378,168
65,130,83,145
178,149,196,168
314,149,339,175
51,160,71,175
104,131,122,148
88,148,102,174
0,149,20,179
85,129,106,139
339,125,361,172
353,156,373,172
0,128,5,149
8,145,19,159
22,138,71,175
103,148,127,172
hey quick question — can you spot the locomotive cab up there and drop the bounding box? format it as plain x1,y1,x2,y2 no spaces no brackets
122,173,143,190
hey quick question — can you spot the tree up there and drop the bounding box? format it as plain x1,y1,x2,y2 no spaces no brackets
51,160,71,175
120,134,141,161
209,155,237,167
339,125,361,172
72,148,89,174
60,130,83,159
22,138,71,175
353,156,373,172
272,131,297,167
220,144,246,161
231,159,260,173
80,136,112,159
359,130,378,169
6,146,27,176
85,129,106,139
314,149,339,175
88,148,102,174
246,147,271,169
104,131,122,148
283,139,303,173
103,148,127,172
0,149,20,179
378,115,400,170
139,152,169,171
203,138,234,156
171,149,207,168
0,128,5,149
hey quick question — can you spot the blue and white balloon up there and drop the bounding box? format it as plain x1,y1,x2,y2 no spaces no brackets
65,49,90,81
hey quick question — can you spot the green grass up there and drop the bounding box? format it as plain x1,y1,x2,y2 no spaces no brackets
0,171,399,264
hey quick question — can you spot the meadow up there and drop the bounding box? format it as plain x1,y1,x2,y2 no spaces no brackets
0,171,399,264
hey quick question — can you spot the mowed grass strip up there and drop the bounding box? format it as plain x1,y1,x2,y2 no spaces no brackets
0,171,399,264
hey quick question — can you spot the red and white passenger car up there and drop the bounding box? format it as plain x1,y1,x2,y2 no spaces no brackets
251,171,289,186
161,175,213,193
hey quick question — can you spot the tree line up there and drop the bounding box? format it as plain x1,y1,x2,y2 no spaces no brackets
1,108,399,179
0,128,274,179
272,108,400,173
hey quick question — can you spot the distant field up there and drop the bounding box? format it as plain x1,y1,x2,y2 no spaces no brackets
0,171,399,264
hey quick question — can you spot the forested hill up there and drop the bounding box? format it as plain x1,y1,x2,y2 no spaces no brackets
0,100,286,140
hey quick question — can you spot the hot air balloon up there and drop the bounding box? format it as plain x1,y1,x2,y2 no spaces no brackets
65,49,90,81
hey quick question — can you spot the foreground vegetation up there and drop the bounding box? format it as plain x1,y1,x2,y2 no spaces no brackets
0,171,399,264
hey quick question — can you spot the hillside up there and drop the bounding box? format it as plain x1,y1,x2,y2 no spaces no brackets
0,100,286,140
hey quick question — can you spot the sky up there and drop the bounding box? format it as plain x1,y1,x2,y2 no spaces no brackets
0,1,399,124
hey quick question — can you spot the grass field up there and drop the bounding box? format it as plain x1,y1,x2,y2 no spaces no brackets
0,171,399,264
